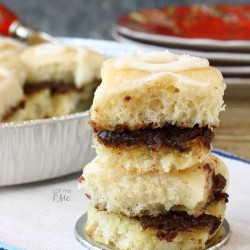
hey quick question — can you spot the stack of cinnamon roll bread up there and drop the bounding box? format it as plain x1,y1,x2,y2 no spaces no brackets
79,51,229,250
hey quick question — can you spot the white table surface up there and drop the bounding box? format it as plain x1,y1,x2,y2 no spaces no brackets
0,153,250,250
0,171,89,250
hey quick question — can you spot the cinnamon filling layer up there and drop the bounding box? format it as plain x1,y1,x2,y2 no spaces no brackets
24,79,101,95
139,211,221,242
210,172,229,203
138,170,227,242
95,125,214,151
3,100,25,120
24,82,84,95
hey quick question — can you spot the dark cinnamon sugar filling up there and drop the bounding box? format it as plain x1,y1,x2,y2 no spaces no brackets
24,82,83,95
138,169,228,242
139,210,221,242
95,124,214,151
210,173,229,203
24,79,101,95
3,100,25,120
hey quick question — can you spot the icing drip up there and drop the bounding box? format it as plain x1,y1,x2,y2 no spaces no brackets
115,51,209,72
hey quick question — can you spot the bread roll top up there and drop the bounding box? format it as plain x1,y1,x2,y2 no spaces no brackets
90,51,226,131
20,43,106,88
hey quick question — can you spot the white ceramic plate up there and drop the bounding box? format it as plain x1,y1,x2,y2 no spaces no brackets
116,26,250,51
61,37,148,57
115,4,250,52
113,31,250,64
224,77,250,85
217,66,250,75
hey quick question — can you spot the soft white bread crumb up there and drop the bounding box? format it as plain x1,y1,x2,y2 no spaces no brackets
0,57,27,88
90,57,226,130
94,138,210,173
0,54,26,122
85,201,225,250
0,69,24,121
52,83,97,117
80,155,228,217
24,90,53,120
20,43,106,88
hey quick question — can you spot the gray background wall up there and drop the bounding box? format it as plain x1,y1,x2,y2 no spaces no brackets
1,0,248,40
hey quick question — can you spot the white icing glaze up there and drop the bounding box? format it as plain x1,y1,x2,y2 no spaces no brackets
153,72,209,87
115,50,209,72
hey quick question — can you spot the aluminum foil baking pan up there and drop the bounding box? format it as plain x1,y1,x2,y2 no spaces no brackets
0,111,95,186
0,38,145,186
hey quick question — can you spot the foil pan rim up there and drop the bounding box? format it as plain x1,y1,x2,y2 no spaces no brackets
0,111,89,129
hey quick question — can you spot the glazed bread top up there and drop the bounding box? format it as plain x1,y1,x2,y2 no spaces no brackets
90,51,226,131
20,43,107,88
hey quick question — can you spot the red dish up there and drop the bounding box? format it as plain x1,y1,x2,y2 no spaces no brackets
117,4,250,41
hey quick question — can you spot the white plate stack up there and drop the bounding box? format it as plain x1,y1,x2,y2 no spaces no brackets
113,4,250,88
